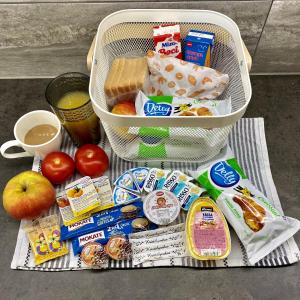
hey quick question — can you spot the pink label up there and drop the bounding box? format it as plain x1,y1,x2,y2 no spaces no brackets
192,210,227,256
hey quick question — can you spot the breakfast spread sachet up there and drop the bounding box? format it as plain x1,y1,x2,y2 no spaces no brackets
143,168,170,193
186,198,231,260
24,216,68,265
153,24,182,59
146,50,229,99
65,176,100,217
189,147,300,265
91,176,114,211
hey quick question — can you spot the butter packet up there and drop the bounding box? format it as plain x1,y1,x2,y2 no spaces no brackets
56,191,91,226
112,186,141,206
143,168,170,193
91,176,113,212
114,171,139,193
174,182,205,211
163,170,193,193
39,215,68,256
66,176,100,217
130,167,149,191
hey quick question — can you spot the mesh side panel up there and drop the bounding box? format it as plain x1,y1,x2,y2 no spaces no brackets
92,21,246,162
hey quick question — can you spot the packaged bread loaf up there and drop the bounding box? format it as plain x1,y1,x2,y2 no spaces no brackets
104,57,150,106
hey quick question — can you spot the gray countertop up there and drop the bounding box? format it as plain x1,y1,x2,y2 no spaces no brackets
0,76,299,300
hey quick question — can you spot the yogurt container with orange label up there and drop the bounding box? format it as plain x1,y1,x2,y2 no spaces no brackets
186,197,231,260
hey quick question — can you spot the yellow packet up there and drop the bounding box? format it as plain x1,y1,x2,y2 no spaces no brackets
39,215,68,257
56,191,91,226
24,222,54,266
65,176,100,217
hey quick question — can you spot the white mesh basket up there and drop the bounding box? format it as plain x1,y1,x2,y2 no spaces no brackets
89,9,252,162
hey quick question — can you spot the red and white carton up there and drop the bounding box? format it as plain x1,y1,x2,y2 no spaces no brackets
153,24,182,59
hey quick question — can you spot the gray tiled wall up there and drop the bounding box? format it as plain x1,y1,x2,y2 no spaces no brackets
0,0,298,77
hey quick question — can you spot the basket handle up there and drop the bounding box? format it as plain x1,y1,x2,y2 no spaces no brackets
86,35,252,72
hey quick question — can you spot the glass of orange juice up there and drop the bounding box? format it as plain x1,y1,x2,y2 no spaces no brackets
45,72,100,146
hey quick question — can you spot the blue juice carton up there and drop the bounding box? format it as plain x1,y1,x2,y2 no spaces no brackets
184,30,215,67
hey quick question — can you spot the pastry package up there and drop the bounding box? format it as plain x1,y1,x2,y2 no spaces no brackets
104,57,150,106
135,91,231,118
146,50,229,99
189,146,300,265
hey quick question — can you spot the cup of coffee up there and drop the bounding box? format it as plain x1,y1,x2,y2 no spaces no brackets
0,110,62,159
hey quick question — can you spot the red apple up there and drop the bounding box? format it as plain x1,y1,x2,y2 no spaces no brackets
3,170,56,220
111,100,136,115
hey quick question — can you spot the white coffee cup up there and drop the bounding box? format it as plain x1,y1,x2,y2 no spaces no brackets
0,110,62,159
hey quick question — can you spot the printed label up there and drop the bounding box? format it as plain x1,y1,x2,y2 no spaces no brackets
210,161,240,188
143,100,172,116
79,230,105,247
68,217,94,231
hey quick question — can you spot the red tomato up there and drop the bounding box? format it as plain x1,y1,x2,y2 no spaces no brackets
75,144,109,177
41,152,75,184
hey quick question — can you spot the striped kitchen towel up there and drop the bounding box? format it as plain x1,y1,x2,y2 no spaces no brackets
11,118,300,271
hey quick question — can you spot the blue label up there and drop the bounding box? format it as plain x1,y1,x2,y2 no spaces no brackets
210,161,240,188
143,100,172,116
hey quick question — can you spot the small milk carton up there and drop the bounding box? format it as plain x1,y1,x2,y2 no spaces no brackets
184,30,215,67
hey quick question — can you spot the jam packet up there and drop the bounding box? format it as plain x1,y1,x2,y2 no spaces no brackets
61,200,144,240
66,176,100,217
153,24,182,59
163,170,193,193
72,218,157,254
143,168,170,193
56,191,91,226
174,182,205,211
189,146,300,265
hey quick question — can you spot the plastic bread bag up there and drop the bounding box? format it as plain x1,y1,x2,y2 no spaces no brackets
189,146,300,265
146,50,229,99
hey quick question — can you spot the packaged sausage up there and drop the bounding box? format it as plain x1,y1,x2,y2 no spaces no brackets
189,147,300,265
153,24,182,59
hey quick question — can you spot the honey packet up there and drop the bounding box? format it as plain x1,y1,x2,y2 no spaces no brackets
39,215,68,256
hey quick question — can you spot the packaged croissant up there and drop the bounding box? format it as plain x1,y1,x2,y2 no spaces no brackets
189,146,300,265
146,50,229,100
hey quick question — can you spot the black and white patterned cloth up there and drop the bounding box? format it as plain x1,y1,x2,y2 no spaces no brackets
11,118,300,271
